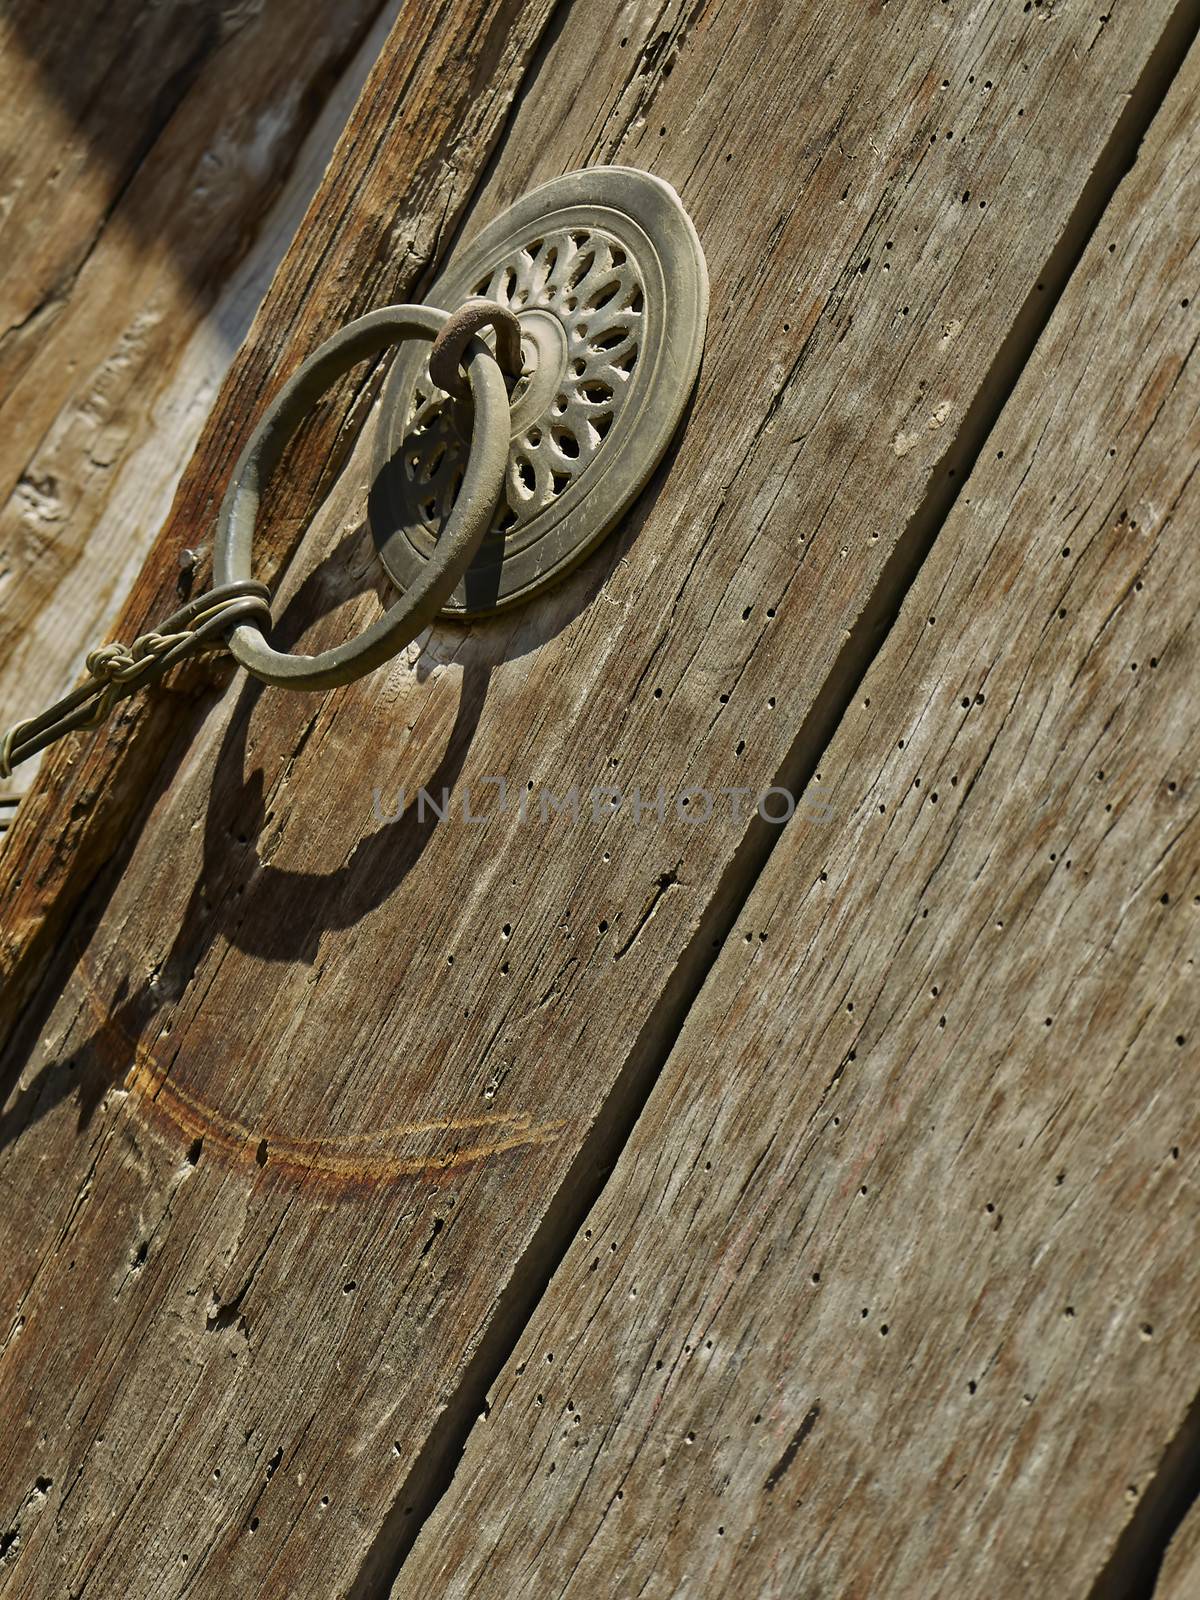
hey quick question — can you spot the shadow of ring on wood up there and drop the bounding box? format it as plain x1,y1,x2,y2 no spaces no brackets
0,507,608,1179
0,384,689,1172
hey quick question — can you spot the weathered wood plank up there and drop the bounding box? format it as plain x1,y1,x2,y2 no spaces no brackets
0,0,395,792
0,0,258,379
0,0,561,1035
1,1,1195,1597
393,38,1200,1596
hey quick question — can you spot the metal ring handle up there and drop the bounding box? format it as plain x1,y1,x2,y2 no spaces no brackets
214,304,510,691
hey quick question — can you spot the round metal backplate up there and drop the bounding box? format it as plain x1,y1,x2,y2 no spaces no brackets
370,166,708,616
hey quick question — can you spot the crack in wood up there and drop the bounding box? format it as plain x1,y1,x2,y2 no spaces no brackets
762,1401,820,1493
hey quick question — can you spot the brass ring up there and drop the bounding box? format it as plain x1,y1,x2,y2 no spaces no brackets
214,304,509,691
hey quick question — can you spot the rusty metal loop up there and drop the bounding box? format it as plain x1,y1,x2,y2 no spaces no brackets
427,296,524,400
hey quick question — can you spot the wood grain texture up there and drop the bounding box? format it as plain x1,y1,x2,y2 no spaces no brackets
393,38,1200,1597
0,1,1194,1597
0,0,561,1039
0,0,394,792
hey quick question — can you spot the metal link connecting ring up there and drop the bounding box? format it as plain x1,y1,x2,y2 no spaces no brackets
427,296,523,400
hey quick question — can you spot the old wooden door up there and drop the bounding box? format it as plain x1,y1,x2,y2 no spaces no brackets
1,2,1198,1596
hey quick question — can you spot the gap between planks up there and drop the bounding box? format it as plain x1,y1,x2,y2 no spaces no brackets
350,4,1200,1594
1092,1388,1200,1600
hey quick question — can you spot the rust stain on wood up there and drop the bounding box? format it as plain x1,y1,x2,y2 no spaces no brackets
132,1081,567,1191
61,951,566,1193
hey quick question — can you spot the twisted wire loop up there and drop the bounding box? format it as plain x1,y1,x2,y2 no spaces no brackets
0,580,272,780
